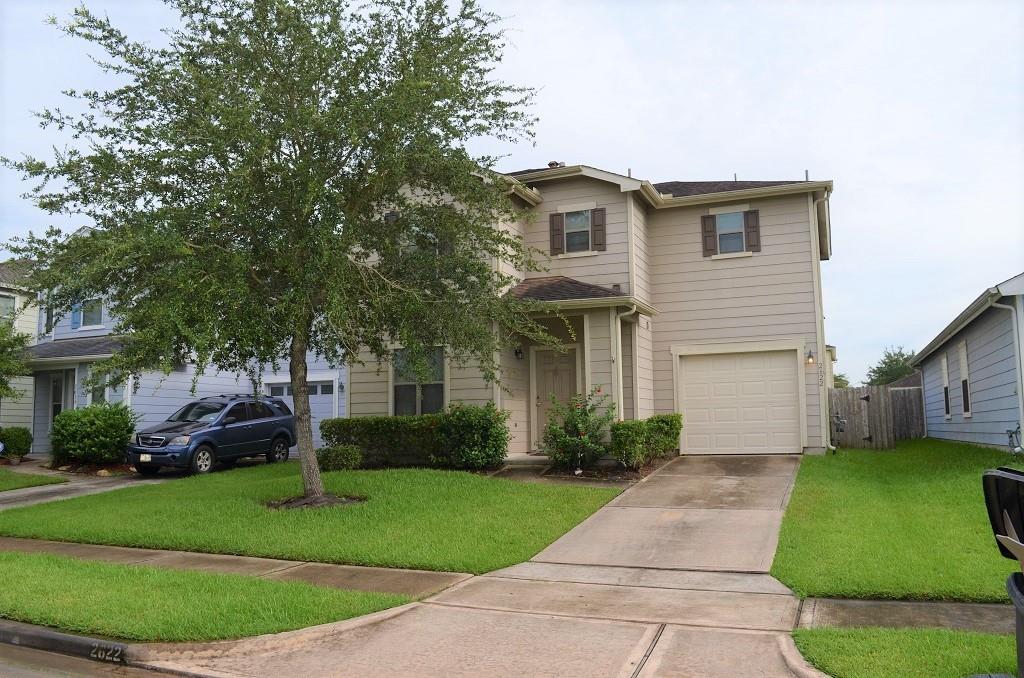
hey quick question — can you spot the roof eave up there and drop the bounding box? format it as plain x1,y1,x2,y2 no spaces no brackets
910,288,1002,366
535,296,659,316
641,180,835,209
28,353,115,365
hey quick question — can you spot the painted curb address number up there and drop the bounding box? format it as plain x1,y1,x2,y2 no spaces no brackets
89,642,126,663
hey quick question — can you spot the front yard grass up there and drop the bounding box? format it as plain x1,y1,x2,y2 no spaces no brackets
772,438,1018,602
793,628,1016,678
0,467,65,492
0,464,618,573
0,551,406,642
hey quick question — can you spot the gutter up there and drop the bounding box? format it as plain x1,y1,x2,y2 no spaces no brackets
541,296,658,317
992,300,1024,430
28,354,114,365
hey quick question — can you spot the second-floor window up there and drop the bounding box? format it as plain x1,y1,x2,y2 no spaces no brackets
0,295,15,321
71,299,103,329
701,210,761,257
715,213,745,253
564,210,591,252
549,208,607,255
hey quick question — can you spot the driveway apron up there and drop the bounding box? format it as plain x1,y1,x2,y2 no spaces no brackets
143,455,823,678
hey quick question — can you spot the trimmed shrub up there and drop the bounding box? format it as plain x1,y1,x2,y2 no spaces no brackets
320,415,443,468
436,402,509,470
0,427,32,460
541,388,615,469
316,444,363,472
610,420,649,470
646,414,682,457
51,403,138,465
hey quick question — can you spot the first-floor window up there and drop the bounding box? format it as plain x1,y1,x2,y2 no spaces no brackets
958,341,972,417
941,354,951,418
0,295,15,320
269,384,285,397
393,347,444,415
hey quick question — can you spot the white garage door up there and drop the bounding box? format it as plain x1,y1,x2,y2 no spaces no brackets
267,381,337,449
678,350,801,455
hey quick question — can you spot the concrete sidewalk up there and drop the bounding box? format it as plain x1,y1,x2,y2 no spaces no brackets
142,454,824,677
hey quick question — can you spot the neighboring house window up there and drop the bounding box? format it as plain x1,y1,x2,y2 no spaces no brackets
549,208,606,255
0,294,15,320
941,354,951,419
958,341,972,418
71,299,102,329
320,383,334,395
269,385,285,397
45,305,54,333
393,347,444,415
701,210,761,257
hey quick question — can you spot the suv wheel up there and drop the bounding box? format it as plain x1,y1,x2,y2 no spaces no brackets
190,445,215,475
267,437,289,464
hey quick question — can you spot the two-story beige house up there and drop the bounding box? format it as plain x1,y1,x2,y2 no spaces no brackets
348,163,834,456
0,260,37,431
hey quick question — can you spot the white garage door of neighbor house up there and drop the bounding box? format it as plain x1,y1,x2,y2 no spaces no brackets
679,350,801,455
266,382,336,449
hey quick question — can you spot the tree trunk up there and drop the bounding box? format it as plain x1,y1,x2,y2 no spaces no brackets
290,327,325,498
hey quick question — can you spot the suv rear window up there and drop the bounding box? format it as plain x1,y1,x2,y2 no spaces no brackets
270,400,292,415
249,402,275,419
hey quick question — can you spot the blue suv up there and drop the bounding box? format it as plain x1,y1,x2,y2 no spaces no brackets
126,394,296,476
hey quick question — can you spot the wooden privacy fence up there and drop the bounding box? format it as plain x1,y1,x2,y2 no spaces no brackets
828,385,925,449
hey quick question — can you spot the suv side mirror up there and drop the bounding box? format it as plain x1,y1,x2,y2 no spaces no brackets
222,416,238,425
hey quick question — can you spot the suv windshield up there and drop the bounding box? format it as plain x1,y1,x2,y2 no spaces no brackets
168,401,226,423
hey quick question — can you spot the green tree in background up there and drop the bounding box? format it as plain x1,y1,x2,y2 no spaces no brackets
0,321,30,401
832,372,850,388
865,346,917,386
3,0,554,501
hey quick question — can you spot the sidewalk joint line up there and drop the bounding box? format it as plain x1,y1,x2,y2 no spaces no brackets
630,623,665,678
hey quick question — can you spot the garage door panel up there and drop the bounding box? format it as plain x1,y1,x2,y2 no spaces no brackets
679,350,801,455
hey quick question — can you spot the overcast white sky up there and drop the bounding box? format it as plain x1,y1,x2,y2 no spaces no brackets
2,0,1023,383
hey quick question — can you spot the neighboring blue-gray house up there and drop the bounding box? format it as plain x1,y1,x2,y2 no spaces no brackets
25,296,346,455
911,272,1024,448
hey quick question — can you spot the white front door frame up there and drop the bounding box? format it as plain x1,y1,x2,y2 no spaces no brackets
670,340,809,452
528,343,583,450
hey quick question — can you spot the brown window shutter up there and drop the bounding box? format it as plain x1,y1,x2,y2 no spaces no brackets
549,213,565,255
700,215,717,257
591,208,607,251
743,210,761,252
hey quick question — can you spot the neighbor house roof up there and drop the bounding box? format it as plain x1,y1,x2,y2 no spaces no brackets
0,259,30,289
910,271,1024,366
27,336,123,362
509,276,621,302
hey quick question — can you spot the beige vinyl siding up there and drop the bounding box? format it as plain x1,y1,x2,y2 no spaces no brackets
525,177,629,293
448,359,492,407
631,197,652,304
0,290,35,429
648,194,825,448
588,309,615,399
621,322,634,420
349,348,389,417
496,216,527,283
635,316,655,418
499,343,530,455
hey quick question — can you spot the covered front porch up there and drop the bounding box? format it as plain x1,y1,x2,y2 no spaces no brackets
498,279,656,455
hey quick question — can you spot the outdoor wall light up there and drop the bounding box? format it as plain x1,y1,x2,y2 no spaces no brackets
806,350,816,365
514,347,524,360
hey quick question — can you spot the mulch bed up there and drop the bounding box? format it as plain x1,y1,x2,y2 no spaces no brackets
266,494,367,510
542,455,676,483
48,462,135,476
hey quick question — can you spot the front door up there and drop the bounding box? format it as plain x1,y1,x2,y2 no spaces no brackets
534,348,578,448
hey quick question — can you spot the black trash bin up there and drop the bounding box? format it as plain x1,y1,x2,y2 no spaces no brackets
982,467,1024,678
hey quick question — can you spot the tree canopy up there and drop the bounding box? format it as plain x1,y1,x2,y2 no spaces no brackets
832,372,850,388
865,346,917,386
4,0,554,497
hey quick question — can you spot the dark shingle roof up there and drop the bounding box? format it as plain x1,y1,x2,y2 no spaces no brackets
28,336,122,361
652,180,806,197
509,276,620,302
0,259,30,288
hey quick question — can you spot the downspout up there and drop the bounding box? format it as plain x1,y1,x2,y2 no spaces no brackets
615,305,637,420
812,189,836,452
992,300,1024,435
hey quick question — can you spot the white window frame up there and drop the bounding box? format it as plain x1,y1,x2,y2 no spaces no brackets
958,341,972,418
714,211,746,255
79,298,104,330
263,372,341,418
389,347,447,416
941,353,951,420
0,294,15,321
563,209,592,254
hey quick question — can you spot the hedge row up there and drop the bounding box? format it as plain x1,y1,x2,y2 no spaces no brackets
319,402,509,470
610,414,683,470
0,427,32,459
52,403,138,466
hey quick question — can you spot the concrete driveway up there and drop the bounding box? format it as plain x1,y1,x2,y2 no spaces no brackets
142,455,822,678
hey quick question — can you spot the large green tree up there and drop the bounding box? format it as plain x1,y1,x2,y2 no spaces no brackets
0,320,30,401
865,346,917,386
4,0,553,499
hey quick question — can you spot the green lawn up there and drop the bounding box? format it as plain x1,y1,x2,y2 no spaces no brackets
0,465,618,573
793,628,1016,678
772,438,1018,602
0,550,406,642
0,467,65,492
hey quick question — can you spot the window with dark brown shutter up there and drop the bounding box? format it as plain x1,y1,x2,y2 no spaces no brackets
591,208,606,251
743,210,761,252
701,215,717,257
549,213,565,255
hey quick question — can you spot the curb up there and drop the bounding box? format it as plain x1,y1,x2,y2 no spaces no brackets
0,618,130,665
776,633,830,678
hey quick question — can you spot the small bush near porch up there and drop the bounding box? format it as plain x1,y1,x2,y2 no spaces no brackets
772,438,1018,602
0,463,618,574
